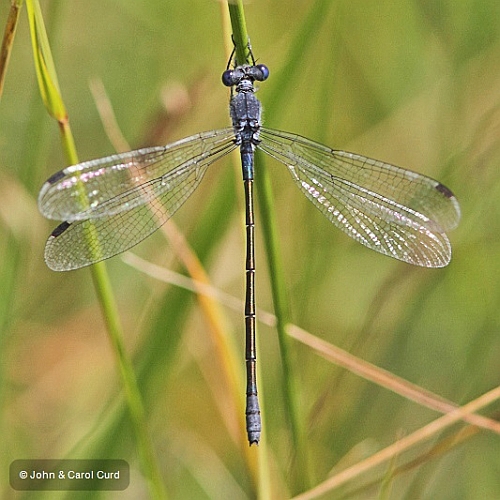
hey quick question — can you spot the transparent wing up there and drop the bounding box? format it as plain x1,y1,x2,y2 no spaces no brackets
41,128,237,271
39,128,236,220
259,128,461,268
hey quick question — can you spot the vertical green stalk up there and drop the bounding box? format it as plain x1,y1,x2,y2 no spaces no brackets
90,263,167,500
255,150,311,493
226,2,310,494
227,1,250,65
25,1,166,497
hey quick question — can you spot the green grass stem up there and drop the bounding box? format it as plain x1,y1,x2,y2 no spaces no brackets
227,1,250,66
227,2,311,494
25,0,166,497
255,150,311,493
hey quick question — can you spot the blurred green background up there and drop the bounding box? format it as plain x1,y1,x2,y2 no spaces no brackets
1,0,500,498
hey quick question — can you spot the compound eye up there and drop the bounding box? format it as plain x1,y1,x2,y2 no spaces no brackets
221,70,235,87
255,64,269,82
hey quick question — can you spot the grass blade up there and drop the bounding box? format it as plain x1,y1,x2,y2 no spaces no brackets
226,1,311,493
25,0,167,496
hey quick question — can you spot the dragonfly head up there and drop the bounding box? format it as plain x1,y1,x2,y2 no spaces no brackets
222,64,269,90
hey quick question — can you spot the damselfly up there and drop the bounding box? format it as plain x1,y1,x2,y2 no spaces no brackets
38,53,460,445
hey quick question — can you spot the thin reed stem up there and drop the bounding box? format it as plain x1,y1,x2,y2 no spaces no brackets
25,0,166,496
226,1,311,493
